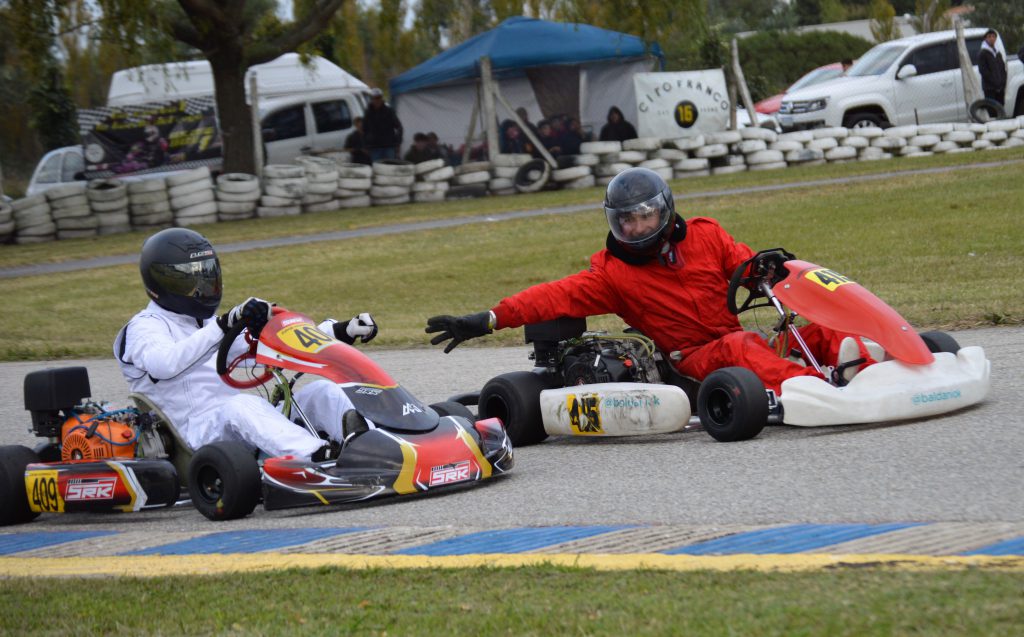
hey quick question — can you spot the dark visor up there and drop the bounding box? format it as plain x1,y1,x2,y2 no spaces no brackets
149,258,222,303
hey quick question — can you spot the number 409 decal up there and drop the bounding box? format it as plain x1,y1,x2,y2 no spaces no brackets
805,268,853,291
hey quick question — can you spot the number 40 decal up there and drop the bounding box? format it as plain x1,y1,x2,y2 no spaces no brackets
280,324,334,353
805,268,852,291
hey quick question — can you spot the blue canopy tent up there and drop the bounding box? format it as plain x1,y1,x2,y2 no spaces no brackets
389,16,663,154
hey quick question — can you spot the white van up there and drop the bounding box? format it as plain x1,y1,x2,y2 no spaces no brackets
107,53,369,165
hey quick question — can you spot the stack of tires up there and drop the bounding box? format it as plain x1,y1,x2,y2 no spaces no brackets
258,165,306,218
670,136,711,178
167,167,217,227
128,178,173,231
410,159,448,203
414,160,454,202
0,199,12,243
585,140,627,186
489,154,531,196
46,184,98,240
214,174,259,221
296,156,340,213
12,194,55,244
86,179,131,235
449,161,490,199
370,160,414,206
551,154,598,190
336,163,372,209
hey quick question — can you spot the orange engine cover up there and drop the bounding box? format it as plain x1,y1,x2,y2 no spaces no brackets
61,414,137,461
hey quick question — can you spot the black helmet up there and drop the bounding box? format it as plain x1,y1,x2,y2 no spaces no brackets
604,167,676,255
139,228,222,320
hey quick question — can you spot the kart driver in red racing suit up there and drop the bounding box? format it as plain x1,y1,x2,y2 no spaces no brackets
114,228,377,461
426,167,861,394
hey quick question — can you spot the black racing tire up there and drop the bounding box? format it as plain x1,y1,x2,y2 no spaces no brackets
187,441,260,521
430,401,476,422
919,331,960,354
697,367,768,442
514,159,551,194
843,112,886,129
33,442,61,463
969,98,1006,123
478,371,549,446
0,445,41,526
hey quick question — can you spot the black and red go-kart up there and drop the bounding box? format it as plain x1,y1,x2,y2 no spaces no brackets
0,307,513,525
460,249,990,446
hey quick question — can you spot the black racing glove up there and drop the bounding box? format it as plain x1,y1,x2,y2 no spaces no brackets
425,311,494,354
217,297,272,336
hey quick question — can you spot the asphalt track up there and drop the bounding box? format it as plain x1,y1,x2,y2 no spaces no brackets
2,162,1023,575
1,327,1022,576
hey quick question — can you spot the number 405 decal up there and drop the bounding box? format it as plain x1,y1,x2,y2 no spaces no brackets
805,268,853,291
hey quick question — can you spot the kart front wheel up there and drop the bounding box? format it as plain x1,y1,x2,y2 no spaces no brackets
187,441,261,521
479,372,549,446
919,331,960,354
697,367,768,442
0,445,41,526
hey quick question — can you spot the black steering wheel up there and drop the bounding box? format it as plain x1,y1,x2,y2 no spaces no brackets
215,312,275,389
727,248,795,315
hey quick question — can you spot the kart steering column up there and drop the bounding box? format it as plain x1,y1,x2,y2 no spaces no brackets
760,280,827,379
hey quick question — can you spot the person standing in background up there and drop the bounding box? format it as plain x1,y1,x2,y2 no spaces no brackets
978,29,1007,109
363,88,404,162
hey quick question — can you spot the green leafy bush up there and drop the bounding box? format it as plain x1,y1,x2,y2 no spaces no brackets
738,30,874,100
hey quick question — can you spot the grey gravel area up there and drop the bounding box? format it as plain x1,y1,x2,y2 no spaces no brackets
1,327,1021,535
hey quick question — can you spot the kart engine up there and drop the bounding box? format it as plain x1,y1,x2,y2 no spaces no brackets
560,334,663,386
61,408,139,462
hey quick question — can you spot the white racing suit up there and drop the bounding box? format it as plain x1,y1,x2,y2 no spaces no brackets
114,301,358,459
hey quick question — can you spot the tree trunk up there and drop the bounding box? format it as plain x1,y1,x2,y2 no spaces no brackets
209,52,256,174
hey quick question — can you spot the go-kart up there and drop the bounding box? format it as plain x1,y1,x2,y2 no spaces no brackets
0,307,512,525
459,249,990,445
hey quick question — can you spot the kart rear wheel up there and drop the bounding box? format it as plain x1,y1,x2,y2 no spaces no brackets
187,441,261,521
479,372,549,446
430,401,476,422
919,331,960,354
0,445,41,526
697,367,768,442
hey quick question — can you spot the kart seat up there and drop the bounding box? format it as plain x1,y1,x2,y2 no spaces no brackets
129,393,193,488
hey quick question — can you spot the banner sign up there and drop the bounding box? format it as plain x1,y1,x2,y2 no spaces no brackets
633,70,730,138
77,97,222,178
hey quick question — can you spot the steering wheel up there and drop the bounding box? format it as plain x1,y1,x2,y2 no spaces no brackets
215,308,279,389
727,249,795,315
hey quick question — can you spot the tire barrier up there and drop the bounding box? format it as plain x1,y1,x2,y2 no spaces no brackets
6,116,1023,243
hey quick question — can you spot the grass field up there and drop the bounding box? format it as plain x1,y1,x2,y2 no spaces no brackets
1,565,1022,636
1,149,1022,360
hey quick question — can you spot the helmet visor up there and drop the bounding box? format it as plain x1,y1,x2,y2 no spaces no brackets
605,191,672,246
148,257,222,307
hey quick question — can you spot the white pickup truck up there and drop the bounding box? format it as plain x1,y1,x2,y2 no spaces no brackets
779,28,1024,131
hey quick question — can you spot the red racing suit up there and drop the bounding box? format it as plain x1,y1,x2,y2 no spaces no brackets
490,217,847,394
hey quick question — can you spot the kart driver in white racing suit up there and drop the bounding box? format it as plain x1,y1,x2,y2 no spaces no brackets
114,228,375,461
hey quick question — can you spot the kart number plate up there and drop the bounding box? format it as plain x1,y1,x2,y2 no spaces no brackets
25,469,64,513
278,323,334,354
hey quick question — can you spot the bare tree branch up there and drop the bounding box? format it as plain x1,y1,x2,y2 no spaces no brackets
249,0,346,65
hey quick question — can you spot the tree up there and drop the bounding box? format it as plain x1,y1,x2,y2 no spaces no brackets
869,0,902,42
969,0,1024,54
10,0,348,174
909,0,951,34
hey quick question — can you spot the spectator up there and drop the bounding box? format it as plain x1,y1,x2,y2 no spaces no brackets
363,88,404,162
979,29,1007,108
599,106,638,142
425,132,452,165
404,132,438,164
536,119,562,157
515,107,539,139
560,116,585,156
841,58,854,73
500,120,529,154
344,116,371,165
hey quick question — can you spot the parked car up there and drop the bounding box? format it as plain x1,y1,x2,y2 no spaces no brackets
26,146,86,197
778,28,1024,131
755,63,847,116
